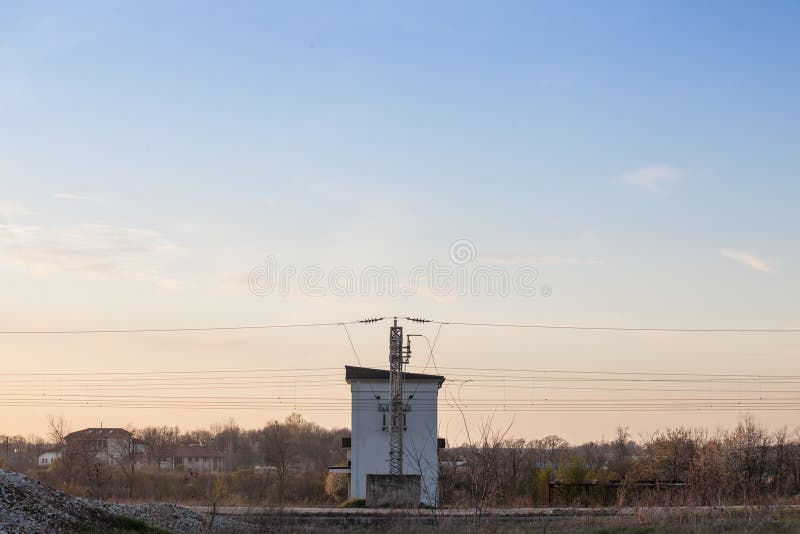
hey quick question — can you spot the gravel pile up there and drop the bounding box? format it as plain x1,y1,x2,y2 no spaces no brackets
92,501,257,533
0,469,256,533
0,469,99,533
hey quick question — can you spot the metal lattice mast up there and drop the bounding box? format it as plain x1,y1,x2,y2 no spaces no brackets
388,318,404,475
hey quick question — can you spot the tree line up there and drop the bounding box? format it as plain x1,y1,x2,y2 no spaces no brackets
441,416,800,508
2,415,800,507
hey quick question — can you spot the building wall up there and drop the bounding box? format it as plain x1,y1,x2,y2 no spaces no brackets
38,452,61,466
179,456,221,471
107,437,133,459
65,435,132,465
350,380,439,506
159,455,222,471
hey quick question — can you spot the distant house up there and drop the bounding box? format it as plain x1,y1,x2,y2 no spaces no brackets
64,427,147,465
158,444,224,472
38,450,62,467
253,465,278,474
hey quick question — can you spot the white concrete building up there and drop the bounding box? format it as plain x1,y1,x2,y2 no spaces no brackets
38,450,62,467
342,365,444,506
158,445,224,472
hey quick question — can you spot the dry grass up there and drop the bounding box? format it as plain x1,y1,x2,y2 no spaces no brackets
241,507,800,533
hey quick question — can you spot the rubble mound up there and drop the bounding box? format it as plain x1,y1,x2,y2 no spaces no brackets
92,501,255,533
0,469,254,533
0,469,101,533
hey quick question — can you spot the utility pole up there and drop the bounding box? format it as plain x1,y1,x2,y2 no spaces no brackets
388,317,409,475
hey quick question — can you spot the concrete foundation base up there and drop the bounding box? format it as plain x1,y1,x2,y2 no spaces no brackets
365,474,421,508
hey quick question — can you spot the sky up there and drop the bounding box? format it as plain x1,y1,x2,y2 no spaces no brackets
1,1,799,443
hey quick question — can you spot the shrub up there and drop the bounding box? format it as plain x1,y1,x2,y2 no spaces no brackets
338,498,366,508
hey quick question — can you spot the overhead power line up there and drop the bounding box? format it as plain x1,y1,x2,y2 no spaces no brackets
438,367,800,379
2,399,800,412
3,366,797,380
2,316,798,335
3,366,798,380
431,320,800,333
0,320,365,335
1,393,795,402
0,367,341,377
342,324,364,367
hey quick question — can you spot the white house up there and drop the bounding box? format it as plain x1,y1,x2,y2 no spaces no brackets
158,444,224,472
38,450,62,467
340,365,445,507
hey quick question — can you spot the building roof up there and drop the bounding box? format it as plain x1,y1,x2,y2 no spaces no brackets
345,365,445,386
65,428,131,440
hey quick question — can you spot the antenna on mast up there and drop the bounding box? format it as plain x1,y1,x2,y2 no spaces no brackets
388,317,409,475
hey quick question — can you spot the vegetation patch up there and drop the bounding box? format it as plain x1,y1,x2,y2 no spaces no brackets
338,498,367,508
77,513,175,533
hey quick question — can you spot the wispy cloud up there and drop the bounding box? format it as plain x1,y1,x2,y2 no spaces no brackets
0,222,185,288
720,248,773,273
0,201,33,218
617,166,683,192
53,192,106,202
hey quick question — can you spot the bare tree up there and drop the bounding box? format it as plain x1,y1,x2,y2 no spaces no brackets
67,438,112,500
644,427,697,482
139,425,179,465
47,415,69,450
260,417,295,505
109,429,141,499
531,434,568,468
723,417,771,504
497,438,527,505
612,425,633,476
404,425,442,507
47,415,74,484
461,417,512,516
789,428,800,494
771,427,791,495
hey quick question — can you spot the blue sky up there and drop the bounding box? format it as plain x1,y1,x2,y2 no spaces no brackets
1,1,799,440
